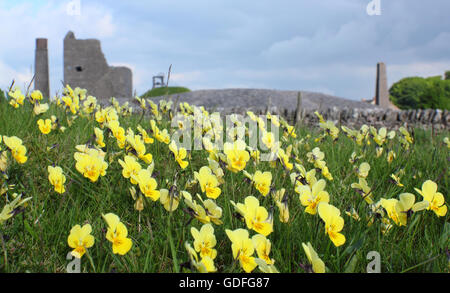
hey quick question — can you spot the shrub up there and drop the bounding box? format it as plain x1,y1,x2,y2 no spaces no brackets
389,76,450,110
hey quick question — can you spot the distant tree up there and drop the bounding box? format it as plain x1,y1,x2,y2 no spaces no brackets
389,76,450,110
445,70,450,80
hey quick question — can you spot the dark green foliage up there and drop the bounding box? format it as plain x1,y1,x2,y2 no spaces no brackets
445,71,450,80
0,89,5,103
389,75,450,110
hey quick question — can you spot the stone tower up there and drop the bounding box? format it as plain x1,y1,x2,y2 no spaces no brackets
375,62,397,109
63,31,132,101
35,38,50,98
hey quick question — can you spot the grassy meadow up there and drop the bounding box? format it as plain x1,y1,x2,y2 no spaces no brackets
0,86,448,273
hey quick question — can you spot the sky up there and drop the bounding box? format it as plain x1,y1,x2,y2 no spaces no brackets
0,0,449,100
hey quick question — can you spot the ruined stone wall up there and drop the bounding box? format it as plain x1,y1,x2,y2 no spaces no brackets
64,31,132,101
278,108,449,129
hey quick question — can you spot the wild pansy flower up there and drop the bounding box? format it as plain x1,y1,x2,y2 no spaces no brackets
350,178,374,204
3,136,28,164
231,196,273,236
67,224,95,258
318,202,346,247
380,193,428,226
191,223,217,260
185,242,217,273
102,213,133,255
48,166,66,194
133,169,160,201
298,179,330,215
126,133,153,164
0,193,32,223
118,155,142,185
8,87,25,108
74,147,108,182
223,140,250,173
37,119,52,134
272,188,289,223
194,166,221,199
169,140,189,169
252,234,274,265
251,171,272,197
301,242,325,273
159,188,180,212
414,180,447,217
94,127,105,148
225,228,257,273
356,162,370,179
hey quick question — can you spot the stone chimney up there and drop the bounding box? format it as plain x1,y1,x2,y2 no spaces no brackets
35,38,50,98
375,62,397,110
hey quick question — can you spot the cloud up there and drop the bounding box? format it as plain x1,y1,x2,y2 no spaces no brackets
1,0,450,100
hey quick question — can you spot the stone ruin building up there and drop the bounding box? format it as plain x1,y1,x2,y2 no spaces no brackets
34,31,133,100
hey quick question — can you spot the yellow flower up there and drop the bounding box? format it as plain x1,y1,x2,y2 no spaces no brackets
298,179,330,214
159,188,180,212
191,224,217,260
185,242,217,273
3,136,28,164
67,224,95,258
252,234,274,265
150,120,170,144
261,131,276,150
33,103,49,115
134,169,160,201
356,162,370,179
254,258,279,273
350,178,374,204
9,88,25,107
194,166,221,199
302,242,325,273
253,171,272,197
380,193,428,227
0,193,32,223
107,120,126,148
82,96,97,114
231,196,273,236
272,188,289,223
225,228,257,273
94,127,105,148
277,148,293,171
118,155,142,185
48,166,66,194
137,125,154,144
443,137,450,149
414,180,447,217
390,174,404,187
169,141,189,169
74,148,108,182
37,119,52,134
183,192,223,225
102,213,133,255
126,133,153,164
387,150,396,164
318,202,346,247
0,151,8,173
223,140,250,173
